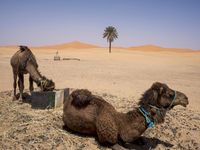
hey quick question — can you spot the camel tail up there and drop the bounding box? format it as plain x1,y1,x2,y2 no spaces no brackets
71,89,92,108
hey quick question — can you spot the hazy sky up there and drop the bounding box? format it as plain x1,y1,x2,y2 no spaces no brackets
0,0,199,49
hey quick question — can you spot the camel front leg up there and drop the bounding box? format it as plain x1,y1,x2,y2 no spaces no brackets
96,110,118,144
18,73,24,102
12,72,17,101
29,75,34,92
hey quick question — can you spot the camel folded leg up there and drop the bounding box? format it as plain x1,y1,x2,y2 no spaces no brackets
96,110,118,144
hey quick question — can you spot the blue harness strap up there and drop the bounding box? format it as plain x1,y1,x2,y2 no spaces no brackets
138,107,154,128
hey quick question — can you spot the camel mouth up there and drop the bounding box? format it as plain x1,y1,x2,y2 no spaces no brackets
178,99,189,107
43,85,55,91
47,86,55,91
180,102,188,107
170,98,189,109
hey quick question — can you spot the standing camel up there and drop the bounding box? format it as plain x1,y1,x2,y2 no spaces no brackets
10,46,55,101
63,82,189,148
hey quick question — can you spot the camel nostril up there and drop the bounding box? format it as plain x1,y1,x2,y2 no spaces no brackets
184,96,189,105
186,98,189,104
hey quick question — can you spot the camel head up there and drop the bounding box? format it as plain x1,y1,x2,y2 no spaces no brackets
139,82,189,110
39,76,55,91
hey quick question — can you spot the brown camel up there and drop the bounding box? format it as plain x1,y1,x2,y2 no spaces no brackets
10,46,55,101
63,82,189,148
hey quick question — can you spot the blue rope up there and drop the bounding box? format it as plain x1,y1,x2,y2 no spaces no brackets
138,107,154,128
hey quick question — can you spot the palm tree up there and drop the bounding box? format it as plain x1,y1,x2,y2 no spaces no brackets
103,26,118,53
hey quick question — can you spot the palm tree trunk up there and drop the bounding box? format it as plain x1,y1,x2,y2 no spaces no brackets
109,40,112,53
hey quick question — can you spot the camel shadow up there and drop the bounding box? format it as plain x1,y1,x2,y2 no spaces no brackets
62,125,95,138
122,136,173,150
15,92,32,104
62,125,173,150
62,125,114,149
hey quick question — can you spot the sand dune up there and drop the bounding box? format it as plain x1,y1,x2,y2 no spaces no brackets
36,41,100,49
127,45,198,52
37,42,199,52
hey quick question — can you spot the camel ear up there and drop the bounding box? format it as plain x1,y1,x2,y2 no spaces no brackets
153,90,158,100
149,89,159,105
159,87,164,94
151,82,164,95
143,89,158,105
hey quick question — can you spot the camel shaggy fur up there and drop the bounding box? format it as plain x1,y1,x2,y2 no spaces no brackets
63,82,189,147
10,46,55,101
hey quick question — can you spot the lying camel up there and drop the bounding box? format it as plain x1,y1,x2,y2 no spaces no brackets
63,82,188,148
10,46,55,101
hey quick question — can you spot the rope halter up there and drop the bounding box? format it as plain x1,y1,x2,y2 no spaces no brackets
139,90,177,128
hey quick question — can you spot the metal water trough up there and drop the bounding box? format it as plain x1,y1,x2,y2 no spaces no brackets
31,88,70,109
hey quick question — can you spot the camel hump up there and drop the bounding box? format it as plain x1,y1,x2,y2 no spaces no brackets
19,45,29,52
71,89,92,108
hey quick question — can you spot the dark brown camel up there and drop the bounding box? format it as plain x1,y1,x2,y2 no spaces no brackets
63,82,189,148
10,46,55,101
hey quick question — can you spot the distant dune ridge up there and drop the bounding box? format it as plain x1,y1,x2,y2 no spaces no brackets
37,41,100,49
127,45,197,52
0,41,199,52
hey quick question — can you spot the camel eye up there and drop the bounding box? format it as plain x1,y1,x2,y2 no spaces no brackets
162,94,169,99
165,91,174,99
167,93,172,98
169,91,176,99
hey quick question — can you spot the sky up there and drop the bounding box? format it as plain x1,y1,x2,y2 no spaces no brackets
0,0,200,49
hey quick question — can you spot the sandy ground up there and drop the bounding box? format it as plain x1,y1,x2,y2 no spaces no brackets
0,46,200,149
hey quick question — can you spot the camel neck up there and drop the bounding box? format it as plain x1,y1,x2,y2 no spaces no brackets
139,105,167,125
133,109,148,130
25,62,42,83
119,109,147,131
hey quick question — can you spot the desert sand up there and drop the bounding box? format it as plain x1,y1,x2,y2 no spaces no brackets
0,42,200,149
